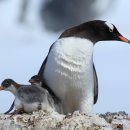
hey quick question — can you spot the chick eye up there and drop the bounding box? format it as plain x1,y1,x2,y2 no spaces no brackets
4,82,9,87
5,82,9,85
36,79,40,82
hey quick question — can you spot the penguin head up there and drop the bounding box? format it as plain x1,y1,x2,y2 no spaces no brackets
93,21,130,43
29,75,42,86
60,20,130,44
0,79,19,94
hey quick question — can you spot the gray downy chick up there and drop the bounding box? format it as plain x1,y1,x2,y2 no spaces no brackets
0,79,56,113
29,75,63,114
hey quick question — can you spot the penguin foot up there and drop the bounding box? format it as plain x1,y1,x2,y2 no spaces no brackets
11,109,25,115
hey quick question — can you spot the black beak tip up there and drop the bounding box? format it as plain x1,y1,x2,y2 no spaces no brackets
28,80,31,83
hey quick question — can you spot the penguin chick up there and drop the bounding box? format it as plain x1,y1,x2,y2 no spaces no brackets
29,75,63,114
0,79,56,114
29,75,42,89
4,75,42,114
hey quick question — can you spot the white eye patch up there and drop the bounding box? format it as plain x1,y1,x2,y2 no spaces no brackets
105,22,114,31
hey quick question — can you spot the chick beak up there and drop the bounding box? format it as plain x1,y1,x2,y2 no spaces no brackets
0,86,4,90
28,79,34,84
118,36,130,43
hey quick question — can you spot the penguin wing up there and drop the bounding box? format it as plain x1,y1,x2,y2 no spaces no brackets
38,44,54,79
38,43,63,103
4,100,15,114
93,64,98,104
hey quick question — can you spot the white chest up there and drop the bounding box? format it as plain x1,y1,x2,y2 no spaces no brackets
44,37,94,112
14,97,39,112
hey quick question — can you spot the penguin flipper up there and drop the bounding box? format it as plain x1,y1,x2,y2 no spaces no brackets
4,100,15,114
38,56,48,80
93,64,98,104
38,44,54,79
38,44,61,102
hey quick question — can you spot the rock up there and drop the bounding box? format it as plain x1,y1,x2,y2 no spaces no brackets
0,110,130,130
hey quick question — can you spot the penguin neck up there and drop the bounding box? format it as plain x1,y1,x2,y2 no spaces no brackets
7,83,21,95
33,82,43,90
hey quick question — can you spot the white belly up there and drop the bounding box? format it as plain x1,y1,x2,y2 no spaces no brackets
44,37,94,113
15,97,54,113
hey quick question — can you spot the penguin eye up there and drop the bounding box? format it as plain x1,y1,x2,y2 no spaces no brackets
36,78,40,82
6,81,9,85
109,28,113,32
105,22,114,33
4,81,10,87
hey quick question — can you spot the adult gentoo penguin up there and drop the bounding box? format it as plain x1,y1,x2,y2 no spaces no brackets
38,20,130,114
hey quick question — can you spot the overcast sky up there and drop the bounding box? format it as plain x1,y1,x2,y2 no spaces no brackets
0,0,130,114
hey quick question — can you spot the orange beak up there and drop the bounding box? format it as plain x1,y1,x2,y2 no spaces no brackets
0,86,4,90
118,36,130,43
